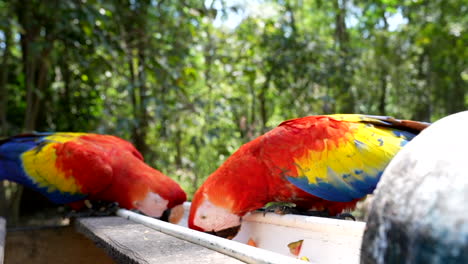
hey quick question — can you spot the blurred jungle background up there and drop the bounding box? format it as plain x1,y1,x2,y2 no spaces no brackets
0,0,466,226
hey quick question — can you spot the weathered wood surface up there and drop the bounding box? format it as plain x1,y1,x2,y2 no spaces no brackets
76,217,244,264
0,217,5,264
5,225,113,264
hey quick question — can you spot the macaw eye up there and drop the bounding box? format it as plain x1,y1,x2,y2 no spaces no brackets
200,215,207,219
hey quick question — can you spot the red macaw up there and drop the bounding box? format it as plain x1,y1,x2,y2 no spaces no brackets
188,114,429,237
0,132,186,223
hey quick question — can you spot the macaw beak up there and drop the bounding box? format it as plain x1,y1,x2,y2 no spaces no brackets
159,204,185,224
206,225,241,239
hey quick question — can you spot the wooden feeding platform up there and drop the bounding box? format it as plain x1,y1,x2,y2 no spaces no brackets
75,203,365,264
3,221,114,264
0,203,365,264
76,216,244,264
0,217,5,264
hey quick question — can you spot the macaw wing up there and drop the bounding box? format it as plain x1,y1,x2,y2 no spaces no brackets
282,114,424,202
1,133,114,204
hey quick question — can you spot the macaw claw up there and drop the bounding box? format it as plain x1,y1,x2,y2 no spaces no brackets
260,204,356,221
333,212,356,221
260,202,297,216
300,210,356,221
66,201,120,218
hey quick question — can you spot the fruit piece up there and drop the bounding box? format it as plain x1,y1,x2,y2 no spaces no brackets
247,238,257,247
287,239,304,256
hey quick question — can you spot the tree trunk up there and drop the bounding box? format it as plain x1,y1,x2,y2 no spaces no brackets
0,19,12,217
446,46,466,114
120,3,151,159
17,0,42,132
412,51,432,121
259,70,272,132
60,54,72,130
378,15,389,116
21,40,38,132
248,82,256,139
127,38,150,159
134,43,150,157
14,0,39,225
175,129,183,169
333,0,354,113
13,0,55,225
0,22,11,136
378,68,387,115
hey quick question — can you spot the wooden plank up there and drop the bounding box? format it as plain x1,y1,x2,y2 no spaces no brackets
0,217,4,264
5,225,114,264
76,217,244,264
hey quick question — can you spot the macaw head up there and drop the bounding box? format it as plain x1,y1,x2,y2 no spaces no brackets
98,150,187,224
188,184,243,239
188,141,269,238
129,166,187,224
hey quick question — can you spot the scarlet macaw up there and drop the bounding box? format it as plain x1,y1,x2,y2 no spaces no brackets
189,114,429,237
0,132,186,223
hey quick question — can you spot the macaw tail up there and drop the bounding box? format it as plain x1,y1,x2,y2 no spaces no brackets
281,114,430,135
354,115,430,134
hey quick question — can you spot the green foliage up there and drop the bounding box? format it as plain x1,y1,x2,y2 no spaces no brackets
0,0,466,203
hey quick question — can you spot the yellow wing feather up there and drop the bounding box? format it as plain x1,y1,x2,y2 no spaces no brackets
21,133,86,194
